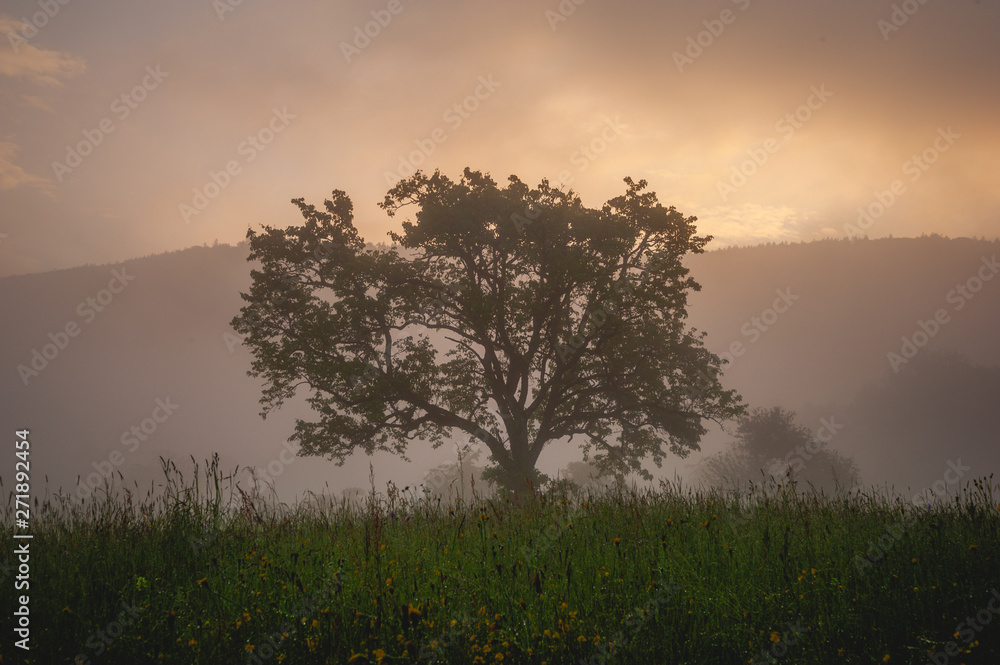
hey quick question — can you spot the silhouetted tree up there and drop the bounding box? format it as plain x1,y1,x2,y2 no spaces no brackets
696,444,757,489
558,460,615,493
698,406,860,492
232,168,743,494
736,406,811,463
778,447,860,494
422,444,494,500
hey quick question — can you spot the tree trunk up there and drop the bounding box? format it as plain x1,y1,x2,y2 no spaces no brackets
499,415,541,497
498,461,537,497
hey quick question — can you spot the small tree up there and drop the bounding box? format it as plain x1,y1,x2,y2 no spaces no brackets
697,406,860,492
558,460,616,493
778,447,861,494
422,443,495,501
696,445,757,490
232,168,743,494
736,406,812,465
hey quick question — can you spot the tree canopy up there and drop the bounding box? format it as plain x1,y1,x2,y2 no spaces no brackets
232,168,743,493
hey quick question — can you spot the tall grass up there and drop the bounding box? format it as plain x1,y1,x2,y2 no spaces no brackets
2,456,998,664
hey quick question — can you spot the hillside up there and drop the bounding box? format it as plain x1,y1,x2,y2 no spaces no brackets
2,236,998,500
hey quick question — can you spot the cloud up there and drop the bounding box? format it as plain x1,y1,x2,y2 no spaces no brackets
0,17,85,85
20,94,54,113
696,204,812,248
0,140,50,191
0,16,25,35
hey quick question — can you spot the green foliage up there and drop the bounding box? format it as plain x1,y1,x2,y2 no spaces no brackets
4,459,999,664
232,168,743,493
736,406,812,464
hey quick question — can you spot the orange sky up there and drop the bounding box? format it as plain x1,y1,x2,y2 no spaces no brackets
1,0,998,277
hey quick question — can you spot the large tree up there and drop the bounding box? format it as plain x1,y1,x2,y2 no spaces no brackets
232,168,742,493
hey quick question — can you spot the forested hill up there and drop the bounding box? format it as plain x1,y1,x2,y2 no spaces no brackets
1,235,997,498
685,235,1000,407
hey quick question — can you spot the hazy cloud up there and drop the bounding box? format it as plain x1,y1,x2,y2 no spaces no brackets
697,204,812,247
20,94,54,113
0,0,997,277
0,139,49,191
0,22,86,85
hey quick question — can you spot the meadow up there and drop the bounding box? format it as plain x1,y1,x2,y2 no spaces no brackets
2,456,998,664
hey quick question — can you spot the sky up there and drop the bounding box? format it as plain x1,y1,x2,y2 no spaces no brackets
0,0,998,277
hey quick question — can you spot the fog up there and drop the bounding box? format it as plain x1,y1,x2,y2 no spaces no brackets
2,235,997,504
1,0,998,506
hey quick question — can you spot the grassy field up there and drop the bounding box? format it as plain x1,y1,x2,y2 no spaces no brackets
2,456,999,664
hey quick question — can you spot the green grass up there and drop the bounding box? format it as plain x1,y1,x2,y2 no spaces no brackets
2,456,999,664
